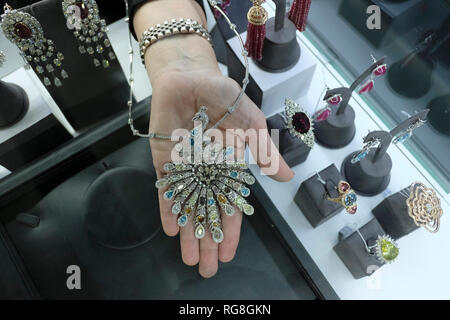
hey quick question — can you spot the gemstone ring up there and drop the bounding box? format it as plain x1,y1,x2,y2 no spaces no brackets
356,230,399,264
327,180,357,214
283,98,315,148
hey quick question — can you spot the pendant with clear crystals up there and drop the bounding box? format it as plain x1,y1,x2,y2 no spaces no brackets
62,0,117,69
2,5,69,87
155,108,256,244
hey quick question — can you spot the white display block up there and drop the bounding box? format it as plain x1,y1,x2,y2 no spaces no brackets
0,68,52,145
227,31,317,116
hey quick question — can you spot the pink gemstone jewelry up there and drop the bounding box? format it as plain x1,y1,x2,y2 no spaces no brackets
284,98,315,148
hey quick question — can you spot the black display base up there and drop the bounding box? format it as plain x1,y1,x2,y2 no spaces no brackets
334,218,385,279
267,113,312,168
387,55,434,99
314,105,356,149
341,149,392,196
85,166,161,250
427,94,450,136
0,81,29,129
0,115,72,172
294,164,344,228
255,17,301,73
372,188,419,240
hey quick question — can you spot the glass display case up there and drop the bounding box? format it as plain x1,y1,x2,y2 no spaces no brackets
0,0,448,300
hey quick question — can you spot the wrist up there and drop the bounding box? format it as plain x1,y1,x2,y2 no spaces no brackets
133,0,219,86
145,35,220,85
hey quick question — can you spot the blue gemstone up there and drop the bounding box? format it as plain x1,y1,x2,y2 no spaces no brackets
178,215,187,226
190,138,195,146
241,187,249,196
396,133,409,144
344,193,357,206
230,171,238,178
208,199,215,206
191,128,198,136
165,191,174,199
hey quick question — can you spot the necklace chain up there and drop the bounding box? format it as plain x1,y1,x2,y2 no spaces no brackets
124,0,250,140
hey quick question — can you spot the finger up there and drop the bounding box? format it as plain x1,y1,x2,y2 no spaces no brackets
249,109,294,182
156,168,180,237
219,209,242,263
199,232,219,278
179,220,200,266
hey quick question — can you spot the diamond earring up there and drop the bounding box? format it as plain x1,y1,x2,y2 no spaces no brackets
0,51,5,67
1,3,69,87
62,0,116,68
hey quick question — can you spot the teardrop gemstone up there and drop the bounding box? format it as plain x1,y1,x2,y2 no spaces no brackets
348,205,357,214
314,108,331,122
339,182,351,192
14,23,32,39
75,1,89,19
359,80,374,94
327,94,341,105
374,64,387,77
292,112,310,134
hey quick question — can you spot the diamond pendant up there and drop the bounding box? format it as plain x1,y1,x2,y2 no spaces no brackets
155,108,256,243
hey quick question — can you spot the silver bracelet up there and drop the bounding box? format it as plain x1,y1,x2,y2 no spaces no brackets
124,0,250,140
139,18,211,64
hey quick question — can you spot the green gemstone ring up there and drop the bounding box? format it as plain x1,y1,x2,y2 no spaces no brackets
356,229,399,264
369,234,399,264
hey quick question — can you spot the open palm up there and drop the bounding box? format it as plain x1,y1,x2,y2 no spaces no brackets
149,68,293,278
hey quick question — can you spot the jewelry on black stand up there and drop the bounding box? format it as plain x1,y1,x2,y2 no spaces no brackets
1,3,69,87
62,0,116,68
0,50,5,67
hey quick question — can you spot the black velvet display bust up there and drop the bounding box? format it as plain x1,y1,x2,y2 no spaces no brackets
0,80,29,128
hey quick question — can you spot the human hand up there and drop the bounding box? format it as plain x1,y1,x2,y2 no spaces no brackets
134,0,294,278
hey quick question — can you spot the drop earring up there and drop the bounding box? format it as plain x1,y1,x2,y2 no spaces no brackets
1,3,68,87
371,54,387,77
358,54,387,94
62,0,116,68
245,0,268,61
288,0,312,32
0,51,5,67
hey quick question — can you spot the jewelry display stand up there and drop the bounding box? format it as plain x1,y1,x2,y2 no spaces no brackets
387,17,450,99
0,68,72,172
293,164,344,228
339,0,426,48
227,28,317,115
255,0,300,73
19,0,129,131
0,80,29,128
333,218,385,279
266,113,311,167
314,57,386,149
372,187,419,240
427,93,450,136
341,110,429,196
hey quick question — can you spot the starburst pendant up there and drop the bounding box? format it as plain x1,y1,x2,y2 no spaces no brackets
155,109,256,243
